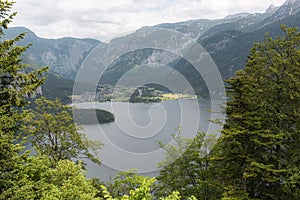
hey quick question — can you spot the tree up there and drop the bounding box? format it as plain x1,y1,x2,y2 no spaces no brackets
106,170,155,198
216,25,300,199
101,177,197,200
23,97,102,165
0,0,48,113
156,132,221,200
1,157,101,200
0,107,28,196
0,2,103,199
40,160,101,200
0,0,47,196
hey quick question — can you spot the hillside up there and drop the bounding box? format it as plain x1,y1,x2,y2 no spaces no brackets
4,27,101,80
200,11,300,79
5,0,300,100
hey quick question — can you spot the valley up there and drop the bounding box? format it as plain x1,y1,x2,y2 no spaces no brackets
4,0,300,103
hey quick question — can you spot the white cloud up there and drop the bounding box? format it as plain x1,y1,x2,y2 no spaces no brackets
10,0,286,42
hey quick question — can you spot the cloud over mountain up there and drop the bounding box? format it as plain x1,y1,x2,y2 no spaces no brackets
11,0,286,41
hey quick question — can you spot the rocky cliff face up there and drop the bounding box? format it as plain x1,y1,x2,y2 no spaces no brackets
4,27,101,79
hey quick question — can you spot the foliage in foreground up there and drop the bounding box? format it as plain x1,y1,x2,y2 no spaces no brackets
155,25,300,200
215,25,300,199
23,97,103,166
0,1,100,198
101,176,197,200
2,0,300,199
156,132,221,199
0,159,100,200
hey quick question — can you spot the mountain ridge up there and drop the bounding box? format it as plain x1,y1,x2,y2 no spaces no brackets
4,27,101,80
4,0,300,100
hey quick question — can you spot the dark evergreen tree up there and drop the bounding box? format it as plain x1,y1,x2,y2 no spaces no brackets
0,0,47,195
216,25,300,199
0,2,47,112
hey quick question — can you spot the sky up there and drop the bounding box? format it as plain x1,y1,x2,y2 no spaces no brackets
11,0,287,42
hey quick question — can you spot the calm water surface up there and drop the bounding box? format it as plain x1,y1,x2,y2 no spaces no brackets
73,99,224,180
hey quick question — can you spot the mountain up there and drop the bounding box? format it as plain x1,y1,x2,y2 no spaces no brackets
3,27,101,102
4,0,300,100
155,5,279,41
245,0,300,31
89,0,300,97
152,0,300,81
41,71,74,103
156,0,300,41
199,4,300,79
3,27,101,80
155,19,219,39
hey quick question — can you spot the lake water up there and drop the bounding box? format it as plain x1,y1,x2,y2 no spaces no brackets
73,98,224,181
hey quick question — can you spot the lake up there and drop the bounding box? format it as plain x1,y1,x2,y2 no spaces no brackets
73,98,224,181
